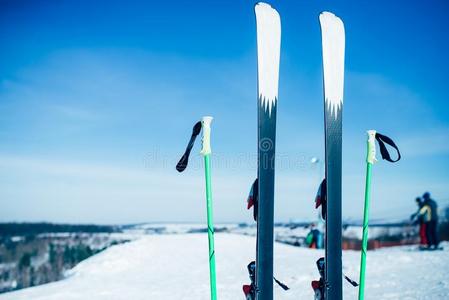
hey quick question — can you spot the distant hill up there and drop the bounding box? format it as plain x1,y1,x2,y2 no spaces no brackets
0,223,119,237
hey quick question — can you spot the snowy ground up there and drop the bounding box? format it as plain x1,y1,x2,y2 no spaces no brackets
1,233,447,300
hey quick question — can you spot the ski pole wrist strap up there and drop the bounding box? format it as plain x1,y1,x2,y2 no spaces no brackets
374,132,401,163
176,121,202,172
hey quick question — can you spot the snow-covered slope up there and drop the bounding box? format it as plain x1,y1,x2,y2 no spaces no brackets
1,234,447,299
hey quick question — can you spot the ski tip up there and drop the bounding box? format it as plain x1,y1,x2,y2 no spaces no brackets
319,11,344,28
255,2,280,19
320,11,337,19
255,2,273,10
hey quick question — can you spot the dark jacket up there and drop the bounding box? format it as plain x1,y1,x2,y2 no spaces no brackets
425,198,438,221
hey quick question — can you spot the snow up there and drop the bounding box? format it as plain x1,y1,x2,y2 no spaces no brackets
1,234,448,299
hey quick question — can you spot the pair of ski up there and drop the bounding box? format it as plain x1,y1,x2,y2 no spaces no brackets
247,3,401,300
242,3,345,300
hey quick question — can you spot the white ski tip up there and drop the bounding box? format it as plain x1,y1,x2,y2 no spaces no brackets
319,11,343,27
255,2,279,17
319,12,345,38
320,11,345,119
255,2,281,117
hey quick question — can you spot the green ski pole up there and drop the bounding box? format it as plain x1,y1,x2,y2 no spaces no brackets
200,116,217,300
358,130,376,300
358,130,401,300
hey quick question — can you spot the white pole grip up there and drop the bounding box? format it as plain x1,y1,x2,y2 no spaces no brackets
200,116,213,156
367,130,377,164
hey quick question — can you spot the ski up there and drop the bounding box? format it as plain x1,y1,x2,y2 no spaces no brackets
319,11,345,300
254,3,281,300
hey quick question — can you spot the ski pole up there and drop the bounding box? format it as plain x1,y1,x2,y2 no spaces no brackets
358,130,376,300
358,130,401,300
200,116,217,300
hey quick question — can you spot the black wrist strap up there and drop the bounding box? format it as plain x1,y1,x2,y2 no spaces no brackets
176,121,202,172
375,132,401,163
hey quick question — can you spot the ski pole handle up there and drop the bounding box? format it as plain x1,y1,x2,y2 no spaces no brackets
366,130,377,164
200,116,213,156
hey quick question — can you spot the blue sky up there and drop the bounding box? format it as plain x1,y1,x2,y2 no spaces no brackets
1,0,448,224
